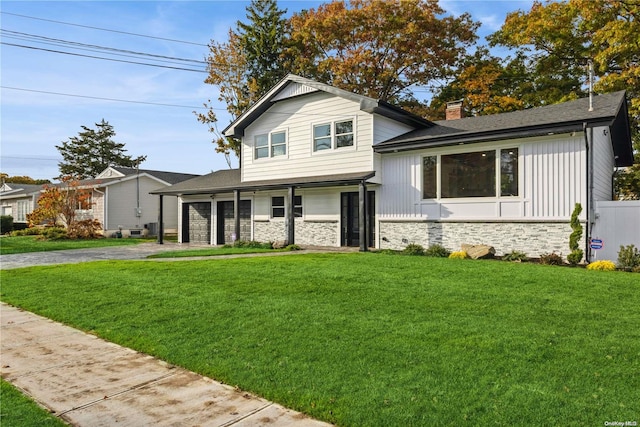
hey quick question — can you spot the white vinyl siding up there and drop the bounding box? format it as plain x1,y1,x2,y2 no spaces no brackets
379,134,586,221
241,92,373,182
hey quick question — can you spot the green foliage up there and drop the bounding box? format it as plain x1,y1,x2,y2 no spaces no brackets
502,250,529,262
231,240,273,249
586,260,616,271
568,203,583,265
1,379,68,426
55,119,146,180
11,227,43,236
0,173,50,185
617,244,640,270
1,215,13,233
539,252,564,266
284,244,302,251
402,243,425,256
424,244,451,258
39,227,68,241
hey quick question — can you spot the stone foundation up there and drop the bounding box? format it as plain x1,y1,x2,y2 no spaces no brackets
379,220,585,258
254,220,339,247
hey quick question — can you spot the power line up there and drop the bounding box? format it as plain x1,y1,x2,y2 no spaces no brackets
1,42,208,73
1,86,213,110
1,29,207,65
0,11,209,47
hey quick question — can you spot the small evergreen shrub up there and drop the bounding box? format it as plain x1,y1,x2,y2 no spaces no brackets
586,260,616,271
539,252,564,265
402,243,425,256
449,251,469,260
617,244,640,270
284,244,301,251
567,203,583,265
11,227,43,236
502,250,528,262
40,227,68,240
1,215,13,234
233,240,272,249
424,244,451,258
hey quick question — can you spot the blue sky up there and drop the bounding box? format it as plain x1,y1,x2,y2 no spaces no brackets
1,0,532,181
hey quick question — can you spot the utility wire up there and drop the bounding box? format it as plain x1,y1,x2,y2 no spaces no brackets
1,42,208,73
1,86,213,109
1,29,207,65
0,11,209,47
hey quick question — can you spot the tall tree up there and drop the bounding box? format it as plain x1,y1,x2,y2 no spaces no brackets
56,120,146,180
0,173,50,185
198,0,290,159
489,0,639,198
287,0,478,112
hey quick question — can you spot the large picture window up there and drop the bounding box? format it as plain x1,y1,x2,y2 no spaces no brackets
255,130,287,159
313,119,354,151
423,148,519,199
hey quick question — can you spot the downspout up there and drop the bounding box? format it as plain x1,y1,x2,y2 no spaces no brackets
583,122,594,262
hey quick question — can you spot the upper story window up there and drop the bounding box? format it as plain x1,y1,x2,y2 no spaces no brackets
255,130,287,159
422,147,519,199
313,119,354,152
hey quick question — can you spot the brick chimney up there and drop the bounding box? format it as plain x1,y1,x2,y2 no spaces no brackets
446,100,464,120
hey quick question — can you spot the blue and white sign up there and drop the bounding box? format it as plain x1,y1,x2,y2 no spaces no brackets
590,238,604,250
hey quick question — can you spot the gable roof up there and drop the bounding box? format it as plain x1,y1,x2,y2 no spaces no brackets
151,168,376,196
70,167,200,189
375,91,633,167
223,74,433,138
110,167,200,185
0,183,44,200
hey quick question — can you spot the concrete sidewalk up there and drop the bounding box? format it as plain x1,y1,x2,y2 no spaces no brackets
1,303,332,426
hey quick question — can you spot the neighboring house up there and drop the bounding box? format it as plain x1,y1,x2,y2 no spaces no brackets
153,74,634,261
0,182,43,227
74,167,199,237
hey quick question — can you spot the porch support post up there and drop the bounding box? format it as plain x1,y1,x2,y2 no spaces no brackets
157,195,164,244
359,180,368,252
234,189,241,242
287,186,295,245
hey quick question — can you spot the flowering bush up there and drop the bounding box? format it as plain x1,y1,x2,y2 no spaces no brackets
586,260,616,271
449,251,468,260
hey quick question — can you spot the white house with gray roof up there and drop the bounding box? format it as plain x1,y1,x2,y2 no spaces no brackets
153,74,634,261
0,182,44,227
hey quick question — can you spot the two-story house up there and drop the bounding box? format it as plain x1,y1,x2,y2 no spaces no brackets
153,74,633,260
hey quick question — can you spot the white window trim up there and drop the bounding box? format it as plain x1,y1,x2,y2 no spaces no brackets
253,128,289,161
311,117,357,154
421,145,521,201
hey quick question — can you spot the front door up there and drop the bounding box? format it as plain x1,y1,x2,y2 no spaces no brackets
216,200,251,244
341,191,375,247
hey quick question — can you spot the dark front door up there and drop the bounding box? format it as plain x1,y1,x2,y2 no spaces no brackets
216,200,251,244
184,202,211,244
341,191,375,247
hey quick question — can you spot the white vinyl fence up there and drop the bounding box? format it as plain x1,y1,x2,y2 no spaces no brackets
590,201,640,262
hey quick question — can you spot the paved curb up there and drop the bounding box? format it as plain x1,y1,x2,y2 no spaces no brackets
1,303,333,427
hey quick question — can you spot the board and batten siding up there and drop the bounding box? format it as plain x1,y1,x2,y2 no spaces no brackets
591,126,615,201
241,91,374,183
379,134,587,221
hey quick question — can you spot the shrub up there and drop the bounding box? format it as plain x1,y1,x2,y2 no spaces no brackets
586,260,616,271
449,251,469,260
284,244,302,251
402,243,425,256
11,227,43,236
233,240,272,249
567,203,583,265
41,227,68,240
67,219,103,239
617,244,640,270
424,244,451,258
539,252,564,265
376,249,399,255
502,250,528,262
1,215,13,234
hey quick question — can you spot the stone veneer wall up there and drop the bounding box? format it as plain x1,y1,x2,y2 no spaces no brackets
254,219,339,247
379,221,585,258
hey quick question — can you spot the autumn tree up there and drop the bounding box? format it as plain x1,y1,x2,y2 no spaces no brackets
56,120,146,180
489,0,639,198
27,177,92,228
287,0,478,112
198,0,291,159
0,173,51,185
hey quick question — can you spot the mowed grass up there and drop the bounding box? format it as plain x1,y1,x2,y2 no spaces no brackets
0,380,68,426
0,236,152,255
1,254,638,426
147,247,281,258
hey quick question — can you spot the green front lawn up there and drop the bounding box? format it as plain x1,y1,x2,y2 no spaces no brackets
146,247,281,258
0,236,154,255
1,254,637,425
0,380,67,426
